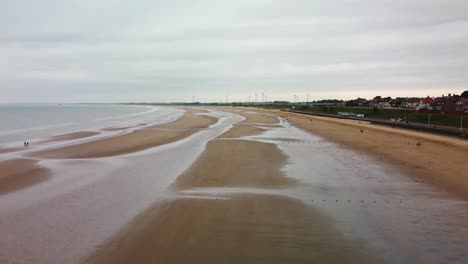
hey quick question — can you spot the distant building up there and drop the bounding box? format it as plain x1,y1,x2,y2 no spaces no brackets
431,98,456,112
404,98,421,109
419,97,435,109
371,96,392,108
455,98,468,112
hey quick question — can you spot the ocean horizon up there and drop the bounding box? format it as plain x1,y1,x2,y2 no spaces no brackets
0,103,174,145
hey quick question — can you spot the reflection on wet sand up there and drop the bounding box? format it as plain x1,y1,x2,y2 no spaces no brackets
88,195,371,264
0,159,50,195
27,114,218,159
1,107,467,264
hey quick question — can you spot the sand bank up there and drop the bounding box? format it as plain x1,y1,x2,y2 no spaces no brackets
102,126,137,131
174,139,297,189
29,114,218,159
42,131,100,142
216,108,280,138
178,106,210,114
0,159,49,195
0,147,23,154
173,109,296,189
239,112,279,124
281,111,468,199
219,124,266,138
87,195,370,264
147,114,217,130
87,110,369,263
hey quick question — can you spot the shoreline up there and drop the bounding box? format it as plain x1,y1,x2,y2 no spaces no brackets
276,109,468,200
1,107,467,263
86,108,372,264
217,106,468,200
0,107,244,264
27,114,218,159
0,107,218,196
41,131,101,142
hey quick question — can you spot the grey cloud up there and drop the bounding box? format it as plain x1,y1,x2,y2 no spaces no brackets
1,0,467,102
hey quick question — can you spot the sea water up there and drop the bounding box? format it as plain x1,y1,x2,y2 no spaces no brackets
0,104,179,145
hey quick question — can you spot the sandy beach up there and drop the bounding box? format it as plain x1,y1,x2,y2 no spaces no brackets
28,114,217,159
4,1,468,263
0,147,22,154
218,109,279,138
0,159,50,195
276,110,468,199
174,139,297,188
0,108,216,194
1,106,467,264
87,109,371,264
86,107,468,264
87,195,370,264
42,131,101,142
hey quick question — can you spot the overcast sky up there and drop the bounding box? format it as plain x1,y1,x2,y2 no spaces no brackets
1,0,468,103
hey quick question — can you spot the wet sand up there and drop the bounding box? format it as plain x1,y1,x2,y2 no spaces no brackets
28,114,217,159
238,111,280,124
219,124,267,138
147,114,217,130
2,106,467,263
87,111,369,263
218,108,280,138
0,109,217,197
42,131,100,142
87,195,370,264
174,139,297,188
0,147,23,154
102,126,137,131
0,159,49,195
279,111,468,199
175,106,210,114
